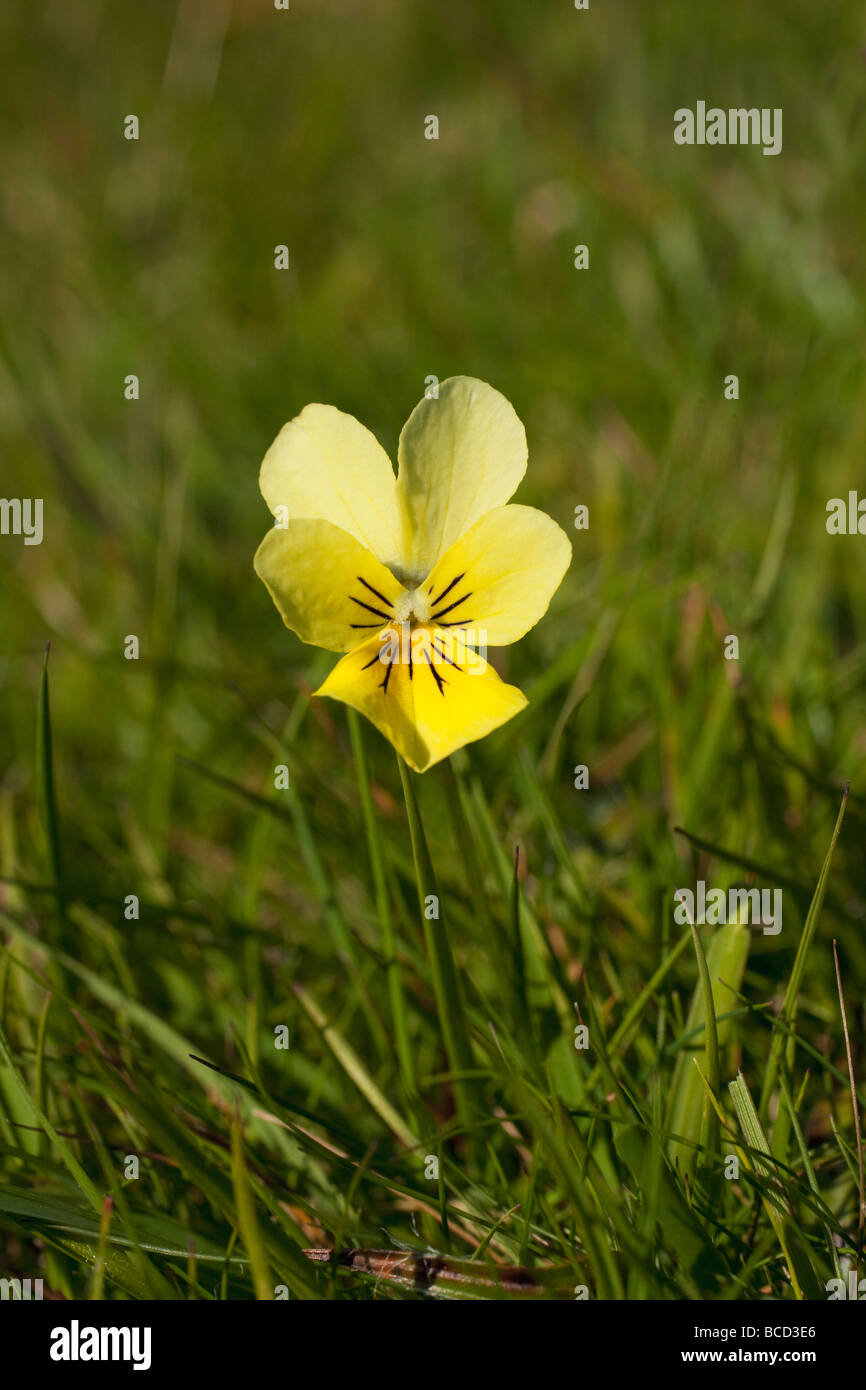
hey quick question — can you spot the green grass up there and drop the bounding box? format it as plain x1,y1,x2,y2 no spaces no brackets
1,0,865,1299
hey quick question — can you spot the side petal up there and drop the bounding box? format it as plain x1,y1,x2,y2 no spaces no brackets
260,403,404,570
254,520,406,653
315,629,527,772
422,504,571,646
396,377,528,579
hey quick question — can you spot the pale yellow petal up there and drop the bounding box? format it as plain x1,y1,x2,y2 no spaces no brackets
260,403,403,569
316,627,527,772
396,377,528,579
421,504,571,646
254,520,406,653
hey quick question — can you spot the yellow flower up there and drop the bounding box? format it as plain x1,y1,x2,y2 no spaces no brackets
254,376,571,772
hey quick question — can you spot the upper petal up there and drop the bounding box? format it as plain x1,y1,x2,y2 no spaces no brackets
315,628,527,772
422,504,571,646
396,377,528,579
259,403,403,570
254,519,407,653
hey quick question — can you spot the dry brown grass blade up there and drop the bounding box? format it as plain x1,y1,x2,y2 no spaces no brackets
301,1248,572,1299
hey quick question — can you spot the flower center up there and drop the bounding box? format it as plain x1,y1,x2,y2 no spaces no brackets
392,587,431,626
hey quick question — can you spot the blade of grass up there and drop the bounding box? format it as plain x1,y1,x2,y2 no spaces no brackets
761,786,848,1154
293,982,417,1149
668,913,749,1190
510,847,533,1048
832,939,864,1267
230,1104,274,1300
728,1072,823,1300
36,645,64,921
679,896,721,1202
777,1070,844,1283
0,1019,101,1210
89,1195,113,1300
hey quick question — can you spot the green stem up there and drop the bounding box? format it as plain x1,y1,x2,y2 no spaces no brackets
396,755,477,1128
35,646,71,1003
348,711,415,1096
687,915,721,1205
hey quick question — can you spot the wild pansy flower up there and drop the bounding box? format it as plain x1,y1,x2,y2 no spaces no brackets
254,376,570,772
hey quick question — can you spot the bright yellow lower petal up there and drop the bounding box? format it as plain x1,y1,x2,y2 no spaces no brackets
396,377,528,579
254,520,406,653
315,627,527,772
259,403,404,570
421,504,571,646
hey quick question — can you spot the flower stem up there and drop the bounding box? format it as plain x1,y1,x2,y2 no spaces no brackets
396,755,478,1129
348,710,415,1096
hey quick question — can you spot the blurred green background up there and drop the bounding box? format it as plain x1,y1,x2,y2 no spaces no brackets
2,0,865,808
1,0,865,1299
